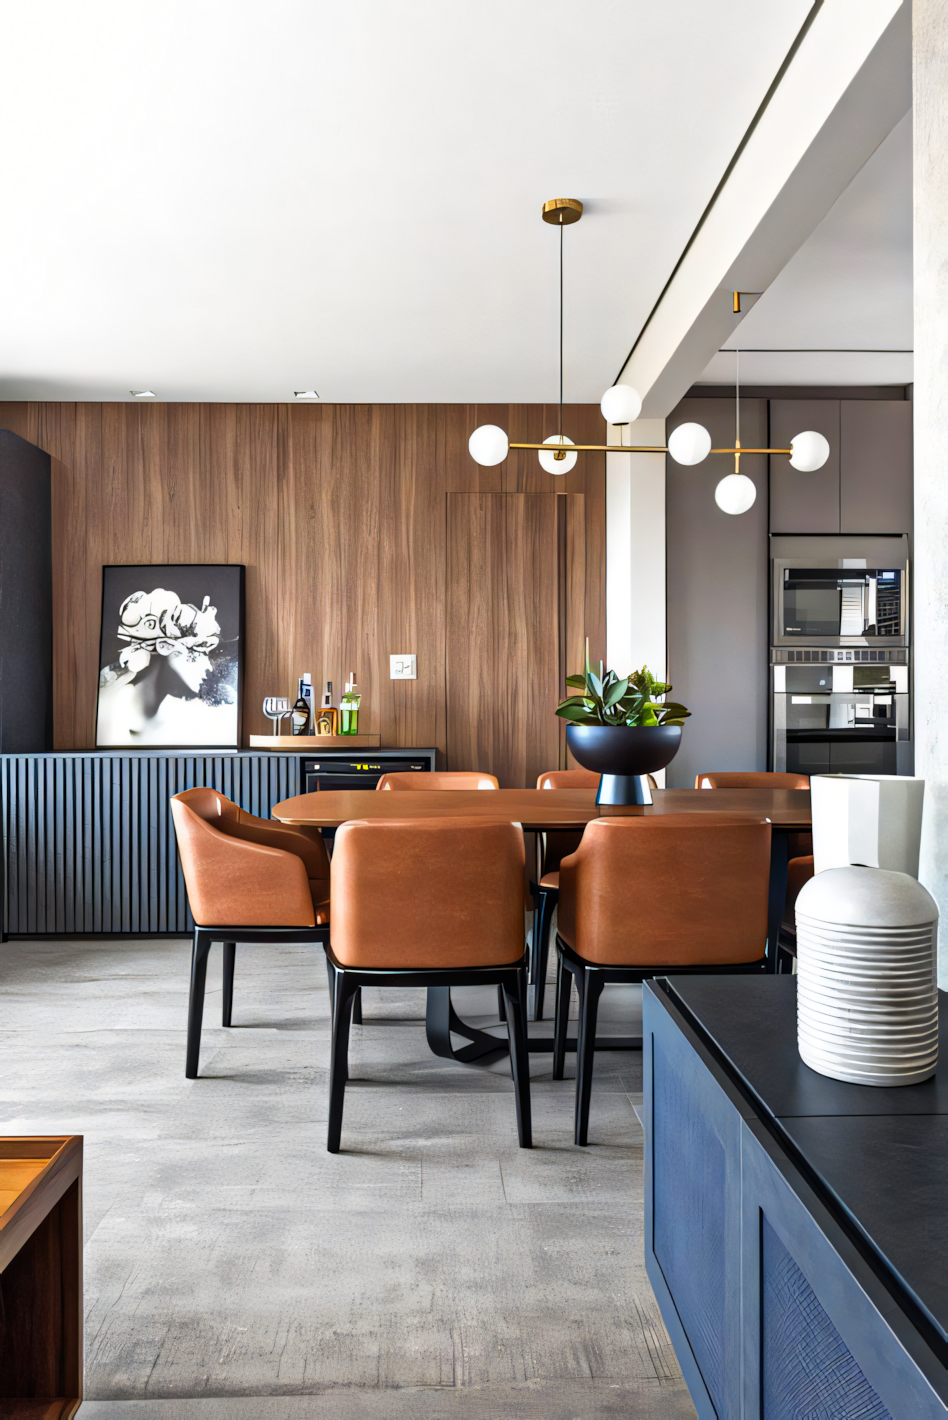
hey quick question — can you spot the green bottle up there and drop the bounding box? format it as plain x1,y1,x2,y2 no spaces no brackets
339,673,361,735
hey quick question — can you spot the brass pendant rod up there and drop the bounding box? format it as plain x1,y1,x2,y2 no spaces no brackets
713,447,792,455
559,220,563,440
510,442,667,453
507,442,793,455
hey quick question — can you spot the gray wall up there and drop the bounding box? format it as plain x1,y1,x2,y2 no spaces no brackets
665,398,769,788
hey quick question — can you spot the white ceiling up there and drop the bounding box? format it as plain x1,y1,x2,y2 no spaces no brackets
0,2,816,404
698,109,913,386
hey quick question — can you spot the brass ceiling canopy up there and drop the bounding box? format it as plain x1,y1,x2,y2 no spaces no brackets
542,197,583,225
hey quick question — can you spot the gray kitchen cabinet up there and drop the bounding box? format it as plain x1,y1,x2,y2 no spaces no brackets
840,398,913,537
769,400,841,533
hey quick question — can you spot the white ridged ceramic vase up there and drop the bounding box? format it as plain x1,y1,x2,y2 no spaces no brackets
796,866,939,1087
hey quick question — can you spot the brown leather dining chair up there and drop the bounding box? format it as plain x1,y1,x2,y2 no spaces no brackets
532,768,599,1019
376,768,505,1020
376,771,500,790
553,812,771,1145
695,769,813,955
694,771,809,791
170,788,331,1078
325,816,531,1152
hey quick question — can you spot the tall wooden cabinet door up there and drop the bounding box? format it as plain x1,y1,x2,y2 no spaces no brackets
769,401,840,533
840,400,913,536
446,493,572,787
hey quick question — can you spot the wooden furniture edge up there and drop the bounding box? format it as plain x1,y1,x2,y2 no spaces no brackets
248,735,381,748
0,1137,82,1275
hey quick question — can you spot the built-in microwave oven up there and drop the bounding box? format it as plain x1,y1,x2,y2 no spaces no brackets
771,534,909,649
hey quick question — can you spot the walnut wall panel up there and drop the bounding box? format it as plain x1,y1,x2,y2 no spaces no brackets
0,403,605,763
445,492,587,787
446,493,561,788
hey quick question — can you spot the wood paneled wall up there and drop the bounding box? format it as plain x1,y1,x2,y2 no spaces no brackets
0,403,605,774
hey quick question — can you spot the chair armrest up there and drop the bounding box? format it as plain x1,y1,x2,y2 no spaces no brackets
171,801,316,927
222,811,330,883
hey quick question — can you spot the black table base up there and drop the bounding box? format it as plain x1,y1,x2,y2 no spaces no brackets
424,986,642,1061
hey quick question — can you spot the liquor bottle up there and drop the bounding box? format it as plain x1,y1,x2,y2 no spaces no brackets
315,680,337,735
339,673,361,735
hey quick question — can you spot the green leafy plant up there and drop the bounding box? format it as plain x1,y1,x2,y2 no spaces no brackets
556,645,690,728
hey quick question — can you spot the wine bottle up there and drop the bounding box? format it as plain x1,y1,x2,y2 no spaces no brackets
339,673,361,735
291,687,310,735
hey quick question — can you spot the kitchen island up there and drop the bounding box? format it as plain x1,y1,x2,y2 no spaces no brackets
643,975,948,1418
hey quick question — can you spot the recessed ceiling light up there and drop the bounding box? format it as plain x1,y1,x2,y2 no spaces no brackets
130,389,156,398
294,389,320,400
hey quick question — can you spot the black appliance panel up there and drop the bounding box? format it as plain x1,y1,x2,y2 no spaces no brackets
303,757,430,793
781,568,902,639
786,736,898,777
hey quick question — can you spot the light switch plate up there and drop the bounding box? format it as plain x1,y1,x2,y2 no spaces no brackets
390,654,417,680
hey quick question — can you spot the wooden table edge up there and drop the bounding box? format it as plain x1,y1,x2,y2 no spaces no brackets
272,787,811,832
0,1136,82,1275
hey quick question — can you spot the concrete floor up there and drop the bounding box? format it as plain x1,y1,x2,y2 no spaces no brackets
0,936,695,1419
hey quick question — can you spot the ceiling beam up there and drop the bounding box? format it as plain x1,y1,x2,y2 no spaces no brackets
618,0,911,419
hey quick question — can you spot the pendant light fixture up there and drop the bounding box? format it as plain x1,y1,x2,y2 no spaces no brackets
713,351,758,514
467,200,831,512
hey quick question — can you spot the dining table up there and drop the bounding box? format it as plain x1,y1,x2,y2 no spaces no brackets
272,785,812,1064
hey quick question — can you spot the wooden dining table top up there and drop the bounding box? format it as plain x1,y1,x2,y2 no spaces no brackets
272,785,812,832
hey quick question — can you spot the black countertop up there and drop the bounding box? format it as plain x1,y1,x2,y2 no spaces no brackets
663,976,948,1348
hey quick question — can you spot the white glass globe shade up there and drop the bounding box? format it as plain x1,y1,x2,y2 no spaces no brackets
600,384,642,426
714,473,757,515
667,421,712,466
539,434,578,475
468,424,509,467
789,430,830,472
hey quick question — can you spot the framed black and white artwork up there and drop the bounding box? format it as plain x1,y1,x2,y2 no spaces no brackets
96,565,245,747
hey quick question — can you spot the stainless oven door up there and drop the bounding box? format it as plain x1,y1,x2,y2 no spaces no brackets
773,689,907,775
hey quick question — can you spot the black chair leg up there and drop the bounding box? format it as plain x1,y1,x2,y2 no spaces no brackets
503,968,533,1148
575,972,605,1146
328,971,359,1153
533,889,556,1020
186,929,213,1079
325,950,335,1014
552,950,573,1080
497,984,506,1022
352,986,363,1025
221,941,236,1027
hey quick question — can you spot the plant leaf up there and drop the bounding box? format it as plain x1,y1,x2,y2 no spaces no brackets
555,705,599,723
556,659,688,727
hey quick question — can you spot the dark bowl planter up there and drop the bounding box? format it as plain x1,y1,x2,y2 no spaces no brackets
566,723,682,805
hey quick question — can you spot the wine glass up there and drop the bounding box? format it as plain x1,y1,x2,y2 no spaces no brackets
263,696,290,737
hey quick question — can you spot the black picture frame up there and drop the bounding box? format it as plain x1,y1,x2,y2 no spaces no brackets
95,564,245,748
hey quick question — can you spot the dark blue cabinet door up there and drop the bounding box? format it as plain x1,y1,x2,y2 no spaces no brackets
741,1120,947,1420
644,984,749,1418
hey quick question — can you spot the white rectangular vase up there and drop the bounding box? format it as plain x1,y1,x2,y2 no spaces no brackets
810,774,925,878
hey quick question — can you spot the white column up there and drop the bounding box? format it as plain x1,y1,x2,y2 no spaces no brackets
606,418,667,779
913,0,948,984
